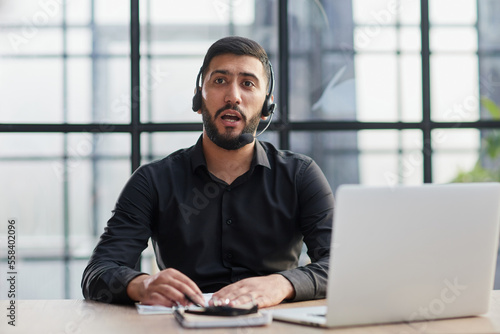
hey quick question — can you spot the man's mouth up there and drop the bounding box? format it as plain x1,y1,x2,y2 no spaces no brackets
221,112,242,123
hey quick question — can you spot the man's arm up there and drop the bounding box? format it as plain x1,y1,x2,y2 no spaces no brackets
278,159,333,301
81,166,156,304
82,165,206,306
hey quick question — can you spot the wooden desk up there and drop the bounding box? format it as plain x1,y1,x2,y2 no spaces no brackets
2,291,500,333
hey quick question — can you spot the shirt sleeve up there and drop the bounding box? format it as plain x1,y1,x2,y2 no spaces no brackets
277,159,334,301
81,166,156,304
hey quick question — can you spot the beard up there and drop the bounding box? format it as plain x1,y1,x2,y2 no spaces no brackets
201,100,261,150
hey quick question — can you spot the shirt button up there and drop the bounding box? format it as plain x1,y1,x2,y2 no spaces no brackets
226,252,233,259
226,219,232,225
226,187,231,192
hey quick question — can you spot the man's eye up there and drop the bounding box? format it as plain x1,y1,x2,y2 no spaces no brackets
243,81,254,87
215,78,225,84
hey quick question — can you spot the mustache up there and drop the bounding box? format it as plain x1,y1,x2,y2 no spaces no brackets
214,103,246,121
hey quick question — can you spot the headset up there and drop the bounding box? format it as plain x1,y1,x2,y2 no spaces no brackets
191,62,276,117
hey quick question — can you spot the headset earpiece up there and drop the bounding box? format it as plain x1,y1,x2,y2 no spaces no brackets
261,62,276,117
192,68,203,112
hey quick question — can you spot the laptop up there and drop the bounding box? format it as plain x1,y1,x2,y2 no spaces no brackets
272,183,500,328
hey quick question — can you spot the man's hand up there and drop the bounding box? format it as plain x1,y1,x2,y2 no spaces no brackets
210,274,295,308
126,268,204,307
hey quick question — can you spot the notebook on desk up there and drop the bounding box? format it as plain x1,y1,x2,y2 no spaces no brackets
272,183,500,328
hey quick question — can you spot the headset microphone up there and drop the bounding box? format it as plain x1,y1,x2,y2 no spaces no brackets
238,133,255,146
237,110,275,145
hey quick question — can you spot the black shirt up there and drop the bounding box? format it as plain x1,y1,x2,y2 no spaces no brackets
82,136,334,303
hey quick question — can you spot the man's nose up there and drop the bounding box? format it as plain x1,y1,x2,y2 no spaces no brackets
224,82,242,105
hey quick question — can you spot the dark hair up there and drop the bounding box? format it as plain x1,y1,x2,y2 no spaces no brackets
200,36,271,86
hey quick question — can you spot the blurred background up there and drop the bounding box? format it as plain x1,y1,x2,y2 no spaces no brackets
1,0,500,299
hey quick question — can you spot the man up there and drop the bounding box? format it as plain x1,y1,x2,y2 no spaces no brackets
82,36,334,308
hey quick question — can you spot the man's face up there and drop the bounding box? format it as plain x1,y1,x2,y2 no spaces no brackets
200,54,268,150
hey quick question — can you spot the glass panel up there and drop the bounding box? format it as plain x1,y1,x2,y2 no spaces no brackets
149,0,255,25
70,260,90,299
16,261,65,299
69,158,130,251
0,133,62,157
0,28,63,55
93,58,131,123
430,27,478,52
256,130,279,148
401,54,423,121
141,243,159,275
353,0,398,24
400,27,421,52
359,130,423,186
67,133,130,157
434,151,480,184
477,0,500,116
290,131,359,192
94,26,130,56
69,160,92,238
0,0,63,24
95,0,130,25
355,26,421,53
95,160,131,234
64,134,131,247
360,152,398,185
0,161,64,237
433,128,500,184
429,0,477,25
141,58,202,123
433,129,480,184
355,54,398,121
431,54,479,121
399,0,421,25
67,57,92,123
353,0,421,25
479,57,500,117
354,26,397,52
66,1,91,25
289,0,356,121
141,132,202,161
478,0,500,52
432,128,480,151
0,58,63,123
67,28,92,55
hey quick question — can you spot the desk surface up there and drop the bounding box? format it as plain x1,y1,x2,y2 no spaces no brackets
2,291,500,333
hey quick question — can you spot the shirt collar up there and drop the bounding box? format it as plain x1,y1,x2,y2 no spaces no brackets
191,135,207,172
190,135,271,173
